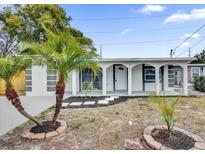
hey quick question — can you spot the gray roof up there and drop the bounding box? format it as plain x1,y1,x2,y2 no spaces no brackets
97,57,193,62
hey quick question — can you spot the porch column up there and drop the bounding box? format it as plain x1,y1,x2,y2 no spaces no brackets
71,70,77,96
163,65,169,91
128,65,132,95
155,66,160,95
102,67,107,95
183,65,188,96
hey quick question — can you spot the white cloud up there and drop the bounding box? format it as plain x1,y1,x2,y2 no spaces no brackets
121,28,132,35
180,42,190,47
180,33,200,39
138,5,166,14
164,8,205,23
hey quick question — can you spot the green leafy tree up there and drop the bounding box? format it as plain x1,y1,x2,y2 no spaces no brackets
193,76,205,92
0,30,19,57
149,93,180,138
0,5,23,57
16,4,71,42
191,50,205,64
0,56,42,126
0,4,96,56
25,28,99,125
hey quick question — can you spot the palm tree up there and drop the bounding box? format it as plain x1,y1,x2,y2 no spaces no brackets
0,56,42,126
26,28,99,125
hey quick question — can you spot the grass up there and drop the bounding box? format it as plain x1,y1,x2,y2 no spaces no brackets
0,97,205,150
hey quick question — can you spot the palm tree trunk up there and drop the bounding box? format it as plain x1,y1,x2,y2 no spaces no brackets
5,87,42,126
52,81,65,124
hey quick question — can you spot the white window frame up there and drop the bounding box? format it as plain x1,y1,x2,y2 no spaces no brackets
191,67,201,81
81,69,102,91
144,68,155,82
25,66,32,92
47,69,57,92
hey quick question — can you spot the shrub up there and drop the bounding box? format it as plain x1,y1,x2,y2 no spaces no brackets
149,93,180,138
83,82,92,98
193,76,205,92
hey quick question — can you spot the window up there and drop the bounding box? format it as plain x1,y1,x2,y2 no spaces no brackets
81,68,102,91
191,67,200,80
168,66,174,87
47,69,57,91
144,68,155,82
25,66,32,92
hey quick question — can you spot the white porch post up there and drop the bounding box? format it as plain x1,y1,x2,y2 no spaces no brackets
71,70,77,96
183,65,188,96
102,67,107,95
155,66,160,95
163,65,169,91
128,65,132,95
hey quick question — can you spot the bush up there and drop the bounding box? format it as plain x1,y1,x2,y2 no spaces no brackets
149,93,180,138
193,76,205,92
83,82,92,98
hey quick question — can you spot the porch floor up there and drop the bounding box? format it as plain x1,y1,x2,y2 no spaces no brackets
64,90,184,97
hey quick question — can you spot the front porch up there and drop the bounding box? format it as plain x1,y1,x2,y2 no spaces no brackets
65,58,190,96
65,89,183,97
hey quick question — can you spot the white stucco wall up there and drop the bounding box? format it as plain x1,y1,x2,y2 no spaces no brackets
107,66,113,91
145,83,156,91
76,71,80,92
144,83,162,91
163,65,169,91
65,72,72,92
0,96,55,136
26,65,49,96
132,64,143,91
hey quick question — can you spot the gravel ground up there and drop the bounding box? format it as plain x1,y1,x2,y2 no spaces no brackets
0,97,205,150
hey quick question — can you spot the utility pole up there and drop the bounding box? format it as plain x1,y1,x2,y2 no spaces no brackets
100,44,102,58
170,49,175,58
188,48,191,58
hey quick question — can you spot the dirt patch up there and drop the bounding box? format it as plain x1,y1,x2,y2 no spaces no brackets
0,97,205,149
152,129,195,149
30,121,61,134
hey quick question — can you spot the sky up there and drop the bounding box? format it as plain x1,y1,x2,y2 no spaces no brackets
60,4,205,58
1,4,205,58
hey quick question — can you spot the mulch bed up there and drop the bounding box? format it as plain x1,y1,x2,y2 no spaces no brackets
152,129,195,149
63,96,108,103
30,121,61,134
63,96,129,108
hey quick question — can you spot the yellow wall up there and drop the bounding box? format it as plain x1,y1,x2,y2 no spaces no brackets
0,71,25,95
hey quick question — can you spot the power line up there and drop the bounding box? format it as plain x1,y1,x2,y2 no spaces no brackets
171,24,205,57
85,24,201,34
174,24,205,51
73,12,205,21
97,35,205,46
97,38,182,46
176,36,205,57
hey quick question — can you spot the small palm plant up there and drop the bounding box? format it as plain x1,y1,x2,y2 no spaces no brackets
0,56,42,126
149,93,180,138
83,82,92,99
25,27,99,125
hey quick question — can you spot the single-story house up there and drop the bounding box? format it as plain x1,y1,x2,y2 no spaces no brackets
24,57,199,97
188,64,205,82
